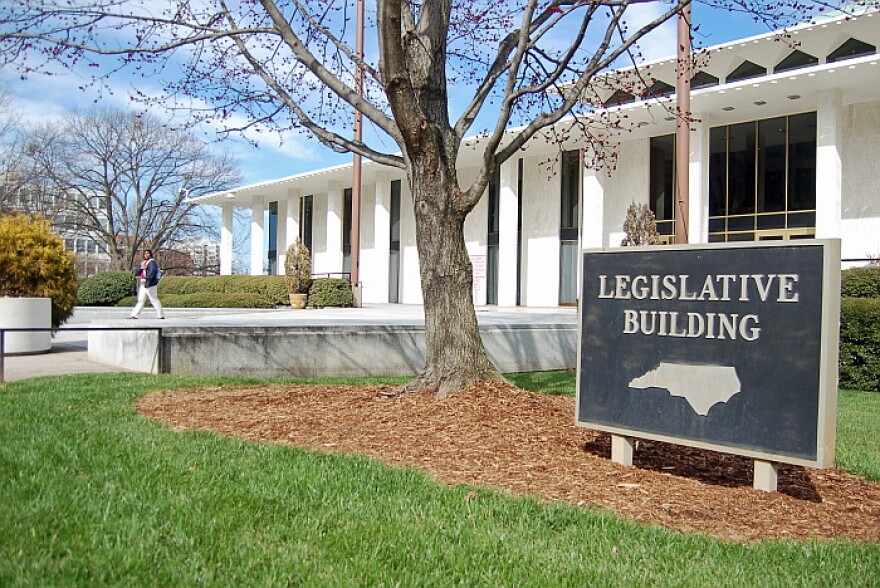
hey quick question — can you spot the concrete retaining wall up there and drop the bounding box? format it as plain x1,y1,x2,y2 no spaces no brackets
89,323,577,377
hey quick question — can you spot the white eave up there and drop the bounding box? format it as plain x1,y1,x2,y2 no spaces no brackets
192,7,879,207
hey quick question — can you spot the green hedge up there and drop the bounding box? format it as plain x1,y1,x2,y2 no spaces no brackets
308,278,354,308
77,271,137,306
117,292,276,309
840,297,880,392
841,266,880,299
157,276,289,305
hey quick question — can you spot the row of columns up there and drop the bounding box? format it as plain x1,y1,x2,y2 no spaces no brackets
218,89,844,294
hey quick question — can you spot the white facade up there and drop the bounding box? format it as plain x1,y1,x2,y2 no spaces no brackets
193,9,880,307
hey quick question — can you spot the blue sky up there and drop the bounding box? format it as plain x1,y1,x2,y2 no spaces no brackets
1,4,790,188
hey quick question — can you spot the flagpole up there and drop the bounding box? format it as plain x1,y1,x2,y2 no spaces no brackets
674,2,692,245
350,0,365,306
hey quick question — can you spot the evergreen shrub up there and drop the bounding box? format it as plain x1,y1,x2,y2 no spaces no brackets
77,271,137,306
117,292,276,309
841,266,880,299
308,278,353,308
839,297,880,392
157,275,288,305
0,213,78,328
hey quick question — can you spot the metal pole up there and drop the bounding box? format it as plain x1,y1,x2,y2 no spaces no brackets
674,2,692,245
0,330,5,384
350,0,365,306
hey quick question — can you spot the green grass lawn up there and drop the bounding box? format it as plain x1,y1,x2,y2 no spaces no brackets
0,372,877,586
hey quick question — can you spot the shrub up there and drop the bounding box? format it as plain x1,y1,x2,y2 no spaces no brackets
157,275,288,305
77,271,137,306
118,292,276,309
284,239,312,295
621,202,662,246
841,266,880,299
308,278,353,308
839,297,880,392
0,213,77,328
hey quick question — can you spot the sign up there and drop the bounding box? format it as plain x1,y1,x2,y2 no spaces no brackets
576,241,840,467
470,254,487,300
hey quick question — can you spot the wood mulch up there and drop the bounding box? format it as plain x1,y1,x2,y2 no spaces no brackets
137,382,880,543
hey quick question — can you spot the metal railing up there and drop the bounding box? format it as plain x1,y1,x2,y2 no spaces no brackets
0,326,163,384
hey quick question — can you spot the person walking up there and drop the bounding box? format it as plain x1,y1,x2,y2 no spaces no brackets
128,249,165,319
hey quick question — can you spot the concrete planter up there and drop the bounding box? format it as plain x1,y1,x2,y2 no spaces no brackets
0,297,51,354
289,293,308,309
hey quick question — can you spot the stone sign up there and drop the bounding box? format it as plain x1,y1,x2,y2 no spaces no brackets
576,241,840,468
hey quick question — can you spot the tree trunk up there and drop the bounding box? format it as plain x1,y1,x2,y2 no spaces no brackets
394,156,505,397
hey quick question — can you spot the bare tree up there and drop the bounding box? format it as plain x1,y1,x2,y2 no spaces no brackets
0,0,848,394
24,107,241,272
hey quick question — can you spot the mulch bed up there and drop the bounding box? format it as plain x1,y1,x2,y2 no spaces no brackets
137,382,880,543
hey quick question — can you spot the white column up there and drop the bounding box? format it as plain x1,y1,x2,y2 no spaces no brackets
326,182,344,273
581,167,605,249
281,189,300,274
370,174,391,303
497,159,519,306
689,113,710,244
816,90,843,239
275,199,287,276
250,196,265,275
220,203,233,275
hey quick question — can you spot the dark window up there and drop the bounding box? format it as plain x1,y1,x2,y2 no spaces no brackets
691,71,719,89
559,150,580,305
649,134,675,238
389,180,401,303
343,188,352,273
727,60,767,83
708,113,817,242
645,80,675,98
827,38,876,63
727,121,757,215
267,201,278,275
774,50,818,73
788,112,817,211
757,118,787,213
709,127,728,217
516,159,523,307
604,89,634,106
487,167,500,305
299,195,313,252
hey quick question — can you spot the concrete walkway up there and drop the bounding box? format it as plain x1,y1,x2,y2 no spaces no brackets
2,305,578,383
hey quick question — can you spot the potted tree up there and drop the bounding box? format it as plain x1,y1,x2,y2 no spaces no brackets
284,238,311,309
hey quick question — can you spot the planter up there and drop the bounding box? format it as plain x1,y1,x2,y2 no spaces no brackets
0,297,51,354
289,293,308,310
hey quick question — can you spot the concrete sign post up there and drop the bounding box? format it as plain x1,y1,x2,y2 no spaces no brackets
576,241,841,491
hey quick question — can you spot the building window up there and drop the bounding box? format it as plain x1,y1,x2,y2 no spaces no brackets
774,50,818,73
603,89,634,107
559,150,580,305
645,80,674,98
727,60,767,83
691,71,719,90
649,134,676,239
827,38,876,63
299,195,313,252
389,180,401,303
486,167,500,305
708,112,816,242
267,201,278,275
343,188,352,274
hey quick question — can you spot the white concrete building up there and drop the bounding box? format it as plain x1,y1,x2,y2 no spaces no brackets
193,9,880,307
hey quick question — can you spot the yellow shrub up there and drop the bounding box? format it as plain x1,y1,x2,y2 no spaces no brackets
0,213,78,327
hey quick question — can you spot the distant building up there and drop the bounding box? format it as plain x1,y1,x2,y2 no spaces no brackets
192,8,880,306
1,176,111,278
177,237,221,276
